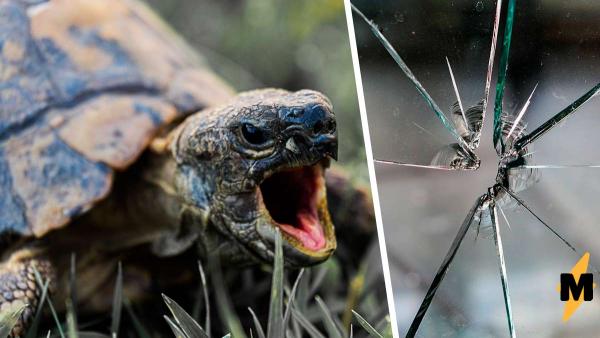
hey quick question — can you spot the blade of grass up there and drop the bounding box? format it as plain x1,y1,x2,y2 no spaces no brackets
291,314,301,338
162,294,208,338
285,328,298,338
351,311,382,338
247,307,266,338
196,261,211,335
267,229,284,338
25,278,50,338
66,299,78,338
291,270,310,338
290,307,325,338
308,266,329,298
123,299,152,338
294,268,310,313
111,263,123,337
78,332,111,338
33,267,65,338
0,302,27,337
71,317,106,332
123,297,150,338
314,296,343,338
69,254,79,331
210,257,247,338
283,269,304,330
164,315,188,338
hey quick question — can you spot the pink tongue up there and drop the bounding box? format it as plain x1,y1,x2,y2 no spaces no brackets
298,213,326,249
279,212,325,251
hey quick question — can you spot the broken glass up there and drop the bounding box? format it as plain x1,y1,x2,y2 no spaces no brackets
351,0,600,336
351,1,499,169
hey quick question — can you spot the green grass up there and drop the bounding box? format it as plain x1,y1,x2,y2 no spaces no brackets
1,230,390,338
161,230,392,338
0,302,26,337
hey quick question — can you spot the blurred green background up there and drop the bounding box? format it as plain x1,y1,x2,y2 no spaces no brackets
144,0,369,182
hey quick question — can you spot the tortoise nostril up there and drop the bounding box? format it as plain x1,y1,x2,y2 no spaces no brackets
312,120,324,134
311,119,335,135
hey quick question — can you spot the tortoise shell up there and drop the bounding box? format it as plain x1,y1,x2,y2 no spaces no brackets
0,0,234,237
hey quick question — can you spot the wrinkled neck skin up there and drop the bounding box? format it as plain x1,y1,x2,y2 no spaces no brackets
80,148,254,266
139,149,258,264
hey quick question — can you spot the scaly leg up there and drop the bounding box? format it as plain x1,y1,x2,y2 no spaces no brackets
0,249,55,337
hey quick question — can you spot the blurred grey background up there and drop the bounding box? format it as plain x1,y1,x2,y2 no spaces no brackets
352,0,600,337
145,0,370,182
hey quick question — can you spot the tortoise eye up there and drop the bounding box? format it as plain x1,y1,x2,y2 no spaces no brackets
240,123,269,145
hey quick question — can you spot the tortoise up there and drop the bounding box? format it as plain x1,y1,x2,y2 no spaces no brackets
0,0,374,335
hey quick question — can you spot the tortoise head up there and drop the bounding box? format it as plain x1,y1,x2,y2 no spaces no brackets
170,89,338,266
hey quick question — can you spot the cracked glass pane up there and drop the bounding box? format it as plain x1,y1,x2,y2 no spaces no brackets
351,0,600,336
353,0,497,168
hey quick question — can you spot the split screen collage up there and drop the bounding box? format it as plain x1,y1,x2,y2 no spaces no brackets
0,0,598,337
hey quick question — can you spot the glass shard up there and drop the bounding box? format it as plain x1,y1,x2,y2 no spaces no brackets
351,4,465,146
351,2,495,168
407,196,485,336
490,205,515,338
493,0,516,153
513,82,600,152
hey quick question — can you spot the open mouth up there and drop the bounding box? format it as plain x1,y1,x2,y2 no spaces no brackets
258,160,335,256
